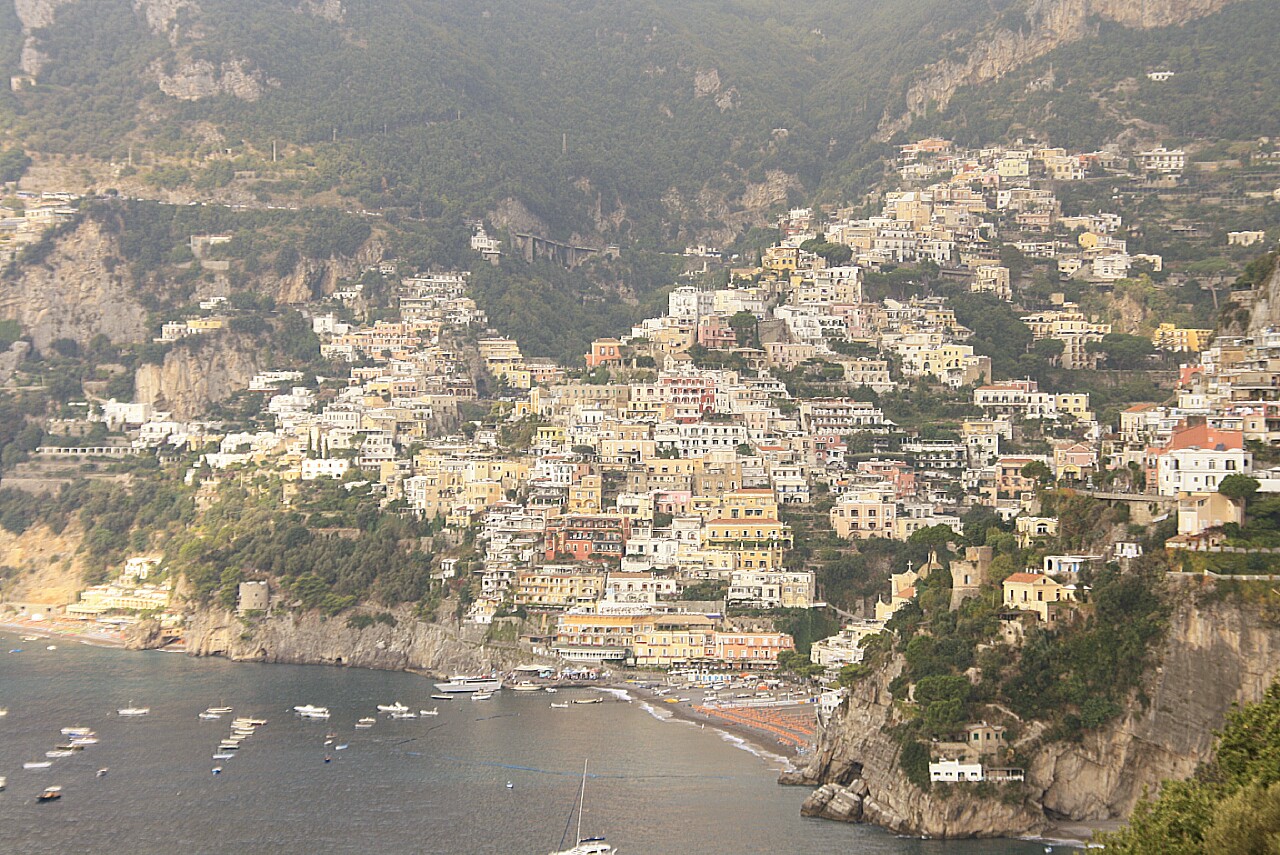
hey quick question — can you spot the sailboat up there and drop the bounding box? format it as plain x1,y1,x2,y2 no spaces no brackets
550,760,617,855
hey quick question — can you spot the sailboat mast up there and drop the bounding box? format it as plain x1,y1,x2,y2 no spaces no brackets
576,759,588,843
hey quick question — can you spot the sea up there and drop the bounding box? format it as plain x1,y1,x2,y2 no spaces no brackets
0,637,1054,854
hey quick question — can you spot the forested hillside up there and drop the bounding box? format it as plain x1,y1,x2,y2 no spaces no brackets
0,0,1127,241
915,0,1280,149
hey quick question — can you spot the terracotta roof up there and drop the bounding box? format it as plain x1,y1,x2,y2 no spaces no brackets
1004,572,1051,584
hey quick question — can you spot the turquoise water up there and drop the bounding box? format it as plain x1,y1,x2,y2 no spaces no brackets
0,637,1049,854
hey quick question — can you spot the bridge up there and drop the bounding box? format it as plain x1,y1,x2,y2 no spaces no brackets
1075,490,1176,524
511,233,606,268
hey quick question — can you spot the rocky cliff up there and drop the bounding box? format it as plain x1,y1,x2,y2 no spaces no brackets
0,218,149,351
1244,254,1280,334
162,605,549,677
793,590,1280,838
134,332,262,419
881,0,1243,137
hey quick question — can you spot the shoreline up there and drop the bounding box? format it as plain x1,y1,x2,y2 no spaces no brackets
0,616,129,648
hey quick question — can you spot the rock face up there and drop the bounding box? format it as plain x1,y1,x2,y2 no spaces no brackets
134,332,262,419
793,593,1280,838
175,606,547,676
0,219,149,351
150,56,266,102
883,0,1243,136
1245,256,1280,334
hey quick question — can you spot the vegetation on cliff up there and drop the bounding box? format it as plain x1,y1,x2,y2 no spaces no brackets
1099,680,1280,854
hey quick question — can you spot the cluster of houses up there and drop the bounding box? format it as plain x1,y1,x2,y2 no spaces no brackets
0,192,78,264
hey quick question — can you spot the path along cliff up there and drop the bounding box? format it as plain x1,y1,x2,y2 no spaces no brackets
790,587,1280,838
128,604,553,679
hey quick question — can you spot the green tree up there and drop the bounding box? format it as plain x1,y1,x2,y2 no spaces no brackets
1219,474,1261,503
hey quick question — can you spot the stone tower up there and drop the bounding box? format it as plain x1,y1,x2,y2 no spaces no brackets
949,545,993,610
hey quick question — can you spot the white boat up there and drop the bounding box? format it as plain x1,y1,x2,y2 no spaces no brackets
0,776,6,789
335,744,349,750
23,761,52,770
233,717,267,726
0,707,8,715
61,727,93,737
117,706,150,717
298,710,331,720
46,645,56,651
355,717,376,728
471,692,493,701
212,753,234,760
511,682,542,692
573,697,603,705
206,705,233,714
550,761,616,855
45,750,75,758
544,688,558,694
293,704,328,715
198,712,222,720
96,768,108,777
20,635,39,642
550,702,569,709
69,737,98,746
376,702,409,713
420,708,439,716
433,675,502,694
388,711,417,719
430,694,453,701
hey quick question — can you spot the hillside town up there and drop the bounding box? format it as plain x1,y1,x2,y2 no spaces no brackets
12,135,1280,786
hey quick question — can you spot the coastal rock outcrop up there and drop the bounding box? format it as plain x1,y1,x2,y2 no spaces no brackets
133,332,262,420
882,0,1243,137
792,590,1280,838
0,218,149,350
178,606,551,676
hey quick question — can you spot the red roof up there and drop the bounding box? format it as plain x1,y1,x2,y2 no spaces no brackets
1004,572,1049,584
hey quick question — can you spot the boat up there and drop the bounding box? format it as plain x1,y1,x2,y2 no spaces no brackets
294,705,330,719
233,717,267,726
506,781,514,789
117,706,150,717
23,762,52,770
46,645,56,651
299,710,330,720
61,727,93,737
96,768,108,777
0,776,6,790
20,635,39,642
550,702,569,709
69,737,99,746
388,711,417,719
433,675,502,694
544,688,558,694
212,753,234,760
430,694,453,701
212,766,223,775
199,712,222,721
573,697,603,705
420,708,439,716
45,750,75,758
511,681,542,692
376,702,409,713
355,717,376,728
0,707,8,715
471,692,493,701
37,786,62,802
549,761,616,855
205,705,233,715
335,744,349,750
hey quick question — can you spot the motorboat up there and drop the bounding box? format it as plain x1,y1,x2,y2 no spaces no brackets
20,635,40,642
430,694,453,701
388,711,417,719
205,706,233,715
0,707,8,715
355,717,376,728
37,786,62,802
470,692,493,701
233,717,267,727
23,761,52,770
376,702,409,713
433,675,502,694
335,744,349,750
297,709,330,720
212,766,223,774
0,776,6,790
293,704,328,715
199,712,222,720
61,727,93,737
420,708,439,716
96,768,108,777
45,750,75,758
511,682,542,692
550,702,569,709
212,753,234,760
117,706,150,717
69,737,98,745
573,697,603,705
544,688,558,694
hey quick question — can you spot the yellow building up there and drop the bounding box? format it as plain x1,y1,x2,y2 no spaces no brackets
1152,324,1214,353
632,614,715,666
1002,572,1077,622
515,570,605,608
568,474,603,513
